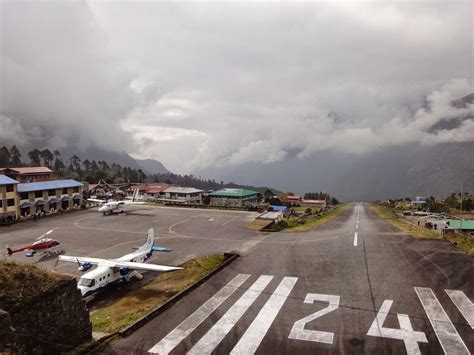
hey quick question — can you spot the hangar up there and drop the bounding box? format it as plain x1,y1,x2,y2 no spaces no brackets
209,188,258,207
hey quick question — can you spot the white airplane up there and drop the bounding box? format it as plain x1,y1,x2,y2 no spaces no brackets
88,187,144,215
58,229,182,297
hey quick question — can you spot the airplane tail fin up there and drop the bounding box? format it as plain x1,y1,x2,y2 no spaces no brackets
138,228,155,253
6,247,12,256
131,187,139,202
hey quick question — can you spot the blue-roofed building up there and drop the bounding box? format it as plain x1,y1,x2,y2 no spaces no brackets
17,179,83,217
0,175,19,220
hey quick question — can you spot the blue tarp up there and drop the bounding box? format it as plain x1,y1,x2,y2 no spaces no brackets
269,205,289,211
62,196,72,201
20,202,33,208
35,200,47,205
49,198,60,203
73,195,81,200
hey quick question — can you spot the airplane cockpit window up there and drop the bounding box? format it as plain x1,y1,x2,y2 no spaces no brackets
78,278,95,287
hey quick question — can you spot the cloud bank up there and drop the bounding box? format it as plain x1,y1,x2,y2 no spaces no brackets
1,1,472,173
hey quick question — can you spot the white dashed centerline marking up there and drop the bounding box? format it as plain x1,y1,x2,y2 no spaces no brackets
445,289,474,329
414,287,470,355
148,274,250,354
231,277,297,354
188,275,273,354
353,232,358,246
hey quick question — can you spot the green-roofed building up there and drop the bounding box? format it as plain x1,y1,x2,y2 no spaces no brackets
209,188,259,207
446,220,474,230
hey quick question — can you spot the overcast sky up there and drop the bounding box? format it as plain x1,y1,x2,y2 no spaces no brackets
1,0,472,173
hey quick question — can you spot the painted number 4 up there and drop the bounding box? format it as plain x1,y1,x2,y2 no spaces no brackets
367,300,428,355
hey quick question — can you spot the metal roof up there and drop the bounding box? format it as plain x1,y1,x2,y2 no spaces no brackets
0,175,18,185
164,187,204,194
2,167,53,174
17,179,82,193
270,205,289,211
210,188,258,197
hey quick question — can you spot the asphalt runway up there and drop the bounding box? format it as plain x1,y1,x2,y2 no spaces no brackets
0,205,259,279
104,203,474,355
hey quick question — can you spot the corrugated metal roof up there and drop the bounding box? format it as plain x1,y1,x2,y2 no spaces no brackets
18,179,82,193
164,187,203,194
7,167,53,174
301,199,326,204
210,188,258,197
0,175,18,185
270,205,288,211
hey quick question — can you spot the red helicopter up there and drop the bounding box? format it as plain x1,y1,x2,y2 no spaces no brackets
6,230,64,257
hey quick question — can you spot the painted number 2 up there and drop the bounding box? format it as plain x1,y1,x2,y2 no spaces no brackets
289,293,340,344
367,300,428,355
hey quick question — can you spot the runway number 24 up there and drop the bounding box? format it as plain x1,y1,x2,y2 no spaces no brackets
288,293,428,354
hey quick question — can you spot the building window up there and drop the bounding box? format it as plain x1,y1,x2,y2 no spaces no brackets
48,189,56,196
0,200,2,208
34,191,43,198
73,187,79,193
62,188,68,194
7,199,15,207
6,184,14,192
20,192,29,200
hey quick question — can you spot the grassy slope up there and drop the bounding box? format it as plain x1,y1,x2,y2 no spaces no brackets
282,204,349,233
0,261,68,309
91,255,224,333
368,204,473,256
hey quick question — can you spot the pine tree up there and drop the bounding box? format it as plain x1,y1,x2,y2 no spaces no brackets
27,149,42,166
0,146,10,167
9,145,22,167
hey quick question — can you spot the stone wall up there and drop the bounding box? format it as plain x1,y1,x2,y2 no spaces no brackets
0,278,91,354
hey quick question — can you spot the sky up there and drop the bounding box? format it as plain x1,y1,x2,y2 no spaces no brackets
1,0,472,174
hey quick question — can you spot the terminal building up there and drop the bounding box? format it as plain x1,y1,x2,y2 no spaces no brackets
0,175,20,220
209,188,258,207
18,180,83,217
161,187,204,205
0,167,53,183
0,166,83,222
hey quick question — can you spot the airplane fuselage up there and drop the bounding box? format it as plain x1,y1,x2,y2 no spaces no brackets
77,248,152,296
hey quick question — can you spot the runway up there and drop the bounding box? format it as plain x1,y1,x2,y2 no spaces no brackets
106,204,473,354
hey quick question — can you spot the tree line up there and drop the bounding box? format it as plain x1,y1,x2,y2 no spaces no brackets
0,146,147,183
0,145,279,193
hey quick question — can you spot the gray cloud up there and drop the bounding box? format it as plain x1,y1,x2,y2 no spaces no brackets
1,1,472,172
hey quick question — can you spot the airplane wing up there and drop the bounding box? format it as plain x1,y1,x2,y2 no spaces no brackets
58,255,182,272
121,201,145,205
87,198,106,204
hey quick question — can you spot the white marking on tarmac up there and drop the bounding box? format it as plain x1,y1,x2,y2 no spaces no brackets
187,275,273,354
231,277,297,354
367,300,427,355
148,274,251,354
208,218,214,222
445,289,474,329
414,287,469,354
353,232,358,246
222,216,237,226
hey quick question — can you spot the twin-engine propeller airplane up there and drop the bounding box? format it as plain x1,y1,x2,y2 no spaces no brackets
58,229,182,297
88,187,144,215
6,230,63,257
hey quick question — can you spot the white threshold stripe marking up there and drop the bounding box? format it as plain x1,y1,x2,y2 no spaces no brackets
414,287,470,355
353,232,358,246
148,274,251,354
231,277,298,355
188,275,273,354
445,289,474,329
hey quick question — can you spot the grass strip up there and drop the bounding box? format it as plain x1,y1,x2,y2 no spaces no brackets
281,204,349,233
368,204,440,239
91,255,224,333
246,219,273,230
